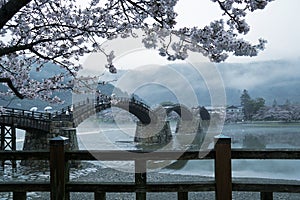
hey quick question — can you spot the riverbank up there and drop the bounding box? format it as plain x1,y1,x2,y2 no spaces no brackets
2,161,300,200
67,164,300,200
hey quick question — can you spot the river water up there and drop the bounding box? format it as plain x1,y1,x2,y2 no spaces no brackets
15,119,300,181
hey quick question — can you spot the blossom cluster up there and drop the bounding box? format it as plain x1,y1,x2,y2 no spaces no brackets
141,0,273,62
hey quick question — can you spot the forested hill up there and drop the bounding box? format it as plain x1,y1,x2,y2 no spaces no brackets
127,59,300,106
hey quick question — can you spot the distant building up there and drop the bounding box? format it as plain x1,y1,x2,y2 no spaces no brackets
226,105,243,122
226,105,242,114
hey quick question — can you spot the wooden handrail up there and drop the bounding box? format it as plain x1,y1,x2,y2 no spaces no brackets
3,148,300,161
0,151,49,160
65,150,214,161
231,149,300,159
66,182,216,192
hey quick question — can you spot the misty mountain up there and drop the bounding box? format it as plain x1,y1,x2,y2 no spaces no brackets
102,59,300,107
217,59,300,105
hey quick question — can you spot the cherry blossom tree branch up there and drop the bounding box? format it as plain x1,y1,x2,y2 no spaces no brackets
125,0,165,26
0,78,24,99
0,0,32,29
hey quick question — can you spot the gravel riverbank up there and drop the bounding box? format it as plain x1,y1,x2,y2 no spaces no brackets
67,164,300,200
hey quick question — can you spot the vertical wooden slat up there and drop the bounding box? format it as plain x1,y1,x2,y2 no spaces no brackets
11,126,16,169
214,135,232,200
261,192,273,200
13,192,26,200
50,136,70,200
135,159,147,200
0,125,5,169
0,125,4,150
178,192,188,200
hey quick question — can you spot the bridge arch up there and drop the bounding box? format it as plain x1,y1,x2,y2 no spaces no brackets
164,104,194,121
153,104,196,136
154,104,194,121
73,97,154,127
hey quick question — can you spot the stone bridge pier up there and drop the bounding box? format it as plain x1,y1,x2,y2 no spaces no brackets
134,120,172,145
23,121,78,151
21,121,79,167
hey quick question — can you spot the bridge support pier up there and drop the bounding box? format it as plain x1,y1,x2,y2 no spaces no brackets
21,127,79,167
21,130,54,167
134,120,172,144
175,118,209,150
23,130,52,151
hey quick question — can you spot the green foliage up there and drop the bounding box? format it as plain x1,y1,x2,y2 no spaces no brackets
240,89,265,120
252,97,265,114
240,89,252,120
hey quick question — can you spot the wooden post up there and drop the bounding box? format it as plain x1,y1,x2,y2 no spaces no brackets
95,191,106,200
50,136,70,200
178,192,188,200
13,192,26,200
261,192,273,200
135,159,147,200
214,135,232,200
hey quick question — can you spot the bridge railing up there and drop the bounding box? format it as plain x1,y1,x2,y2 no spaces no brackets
0,96,151,125
110,97,151,110
0,107,52,120
51,96,151,124
1,136,300,200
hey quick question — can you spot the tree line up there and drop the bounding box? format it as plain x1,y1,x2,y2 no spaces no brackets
238,89,300,122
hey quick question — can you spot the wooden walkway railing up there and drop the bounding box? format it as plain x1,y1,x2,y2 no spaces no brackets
1,136,300,200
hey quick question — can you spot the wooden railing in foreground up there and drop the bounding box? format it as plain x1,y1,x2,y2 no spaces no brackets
1,136,300,200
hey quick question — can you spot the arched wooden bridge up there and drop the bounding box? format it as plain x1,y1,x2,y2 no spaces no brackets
0,96,209,163
0,96,154,133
